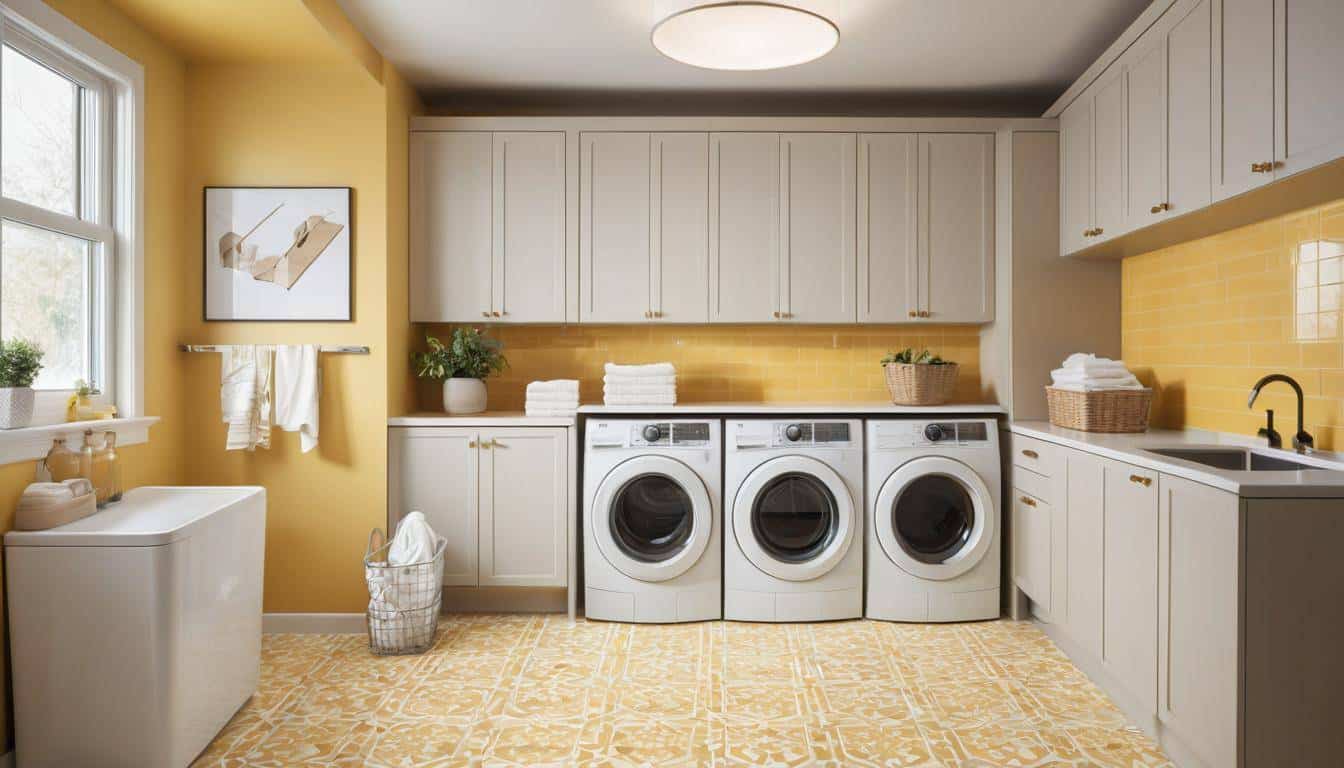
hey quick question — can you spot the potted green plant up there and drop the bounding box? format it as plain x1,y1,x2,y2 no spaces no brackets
413,328,507,414
880,347,959,406
0,339,44,429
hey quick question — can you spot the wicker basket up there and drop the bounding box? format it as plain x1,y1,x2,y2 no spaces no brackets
1045,387,1153,433
884,363,960,406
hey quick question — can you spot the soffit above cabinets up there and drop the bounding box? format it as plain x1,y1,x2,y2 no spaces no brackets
336,0,1149,115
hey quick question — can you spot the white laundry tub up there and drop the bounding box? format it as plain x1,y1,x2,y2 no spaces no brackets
5,486,266,768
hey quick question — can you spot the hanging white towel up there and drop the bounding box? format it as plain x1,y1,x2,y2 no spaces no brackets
220,345,272,451
275,344,320,453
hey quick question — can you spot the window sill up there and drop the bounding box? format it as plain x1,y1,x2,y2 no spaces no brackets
0,416,158,467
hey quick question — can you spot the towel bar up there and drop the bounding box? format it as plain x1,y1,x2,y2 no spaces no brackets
179,344,370,354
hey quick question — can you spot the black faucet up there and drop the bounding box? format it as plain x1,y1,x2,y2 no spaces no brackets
1257,409,1282,449
1248,374,1313,453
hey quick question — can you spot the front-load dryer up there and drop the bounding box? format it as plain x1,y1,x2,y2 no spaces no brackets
866,418,1001,622
583,419,721,623
723,419,864,622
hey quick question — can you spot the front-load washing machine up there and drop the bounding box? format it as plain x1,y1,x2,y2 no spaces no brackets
723,419,864,622
583,419,721,622
866,418,1001,622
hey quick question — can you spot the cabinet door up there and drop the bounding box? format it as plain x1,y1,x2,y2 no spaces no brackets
1060,98,1094,255
1274,0,1344,176
709,133,779,322
779,133,856,323
1092,68,1127,243
857,133,918,322
409,132,493,322
1065,450,1104,658
1102,460,1159,713
1158,474,1239,768
388,427,478,586
1166,0,1214,217
1012,491,1052,611
652,132,710,323
580,132,651,323
919,133,994,323
478,428,567,587
1213,0,1275,200
1126,35,1169,226
494,132,566,322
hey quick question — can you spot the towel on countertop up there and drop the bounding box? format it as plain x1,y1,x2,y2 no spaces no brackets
221,345,272,451
602,384,677,398
604,392,677,406
525,379,579,416
604,362,676,379
525,405,580,417
526,391,581,404
526,379,579,396
601,375,677,388
274,344,320,453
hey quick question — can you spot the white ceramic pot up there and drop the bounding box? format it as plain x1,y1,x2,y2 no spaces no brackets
443,378,487,414
0,387,35,429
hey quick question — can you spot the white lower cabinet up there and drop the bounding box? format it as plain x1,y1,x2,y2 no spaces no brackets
388,425,571,589
1011,489,1052,611
1064,450,1105,658
1100,460,1159,714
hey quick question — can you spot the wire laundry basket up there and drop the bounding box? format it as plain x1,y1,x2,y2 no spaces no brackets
364,528,446,655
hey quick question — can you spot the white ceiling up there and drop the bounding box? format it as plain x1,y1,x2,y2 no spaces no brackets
338,0,1150,115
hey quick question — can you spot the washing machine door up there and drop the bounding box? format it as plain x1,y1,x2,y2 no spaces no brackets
592,455,713,582
874,456,995,581
732,455,856,582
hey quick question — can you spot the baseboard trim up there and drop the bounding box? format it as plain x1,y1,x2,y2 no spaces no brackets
263,613,366,634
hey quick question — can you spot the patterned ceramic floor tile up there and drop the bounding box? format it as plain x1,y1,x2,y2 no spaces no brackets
191,615,1173,768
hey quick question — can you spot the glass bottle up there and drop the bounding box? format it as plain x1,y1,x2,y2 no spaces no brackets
81,430,110,507
102,431,122,503
44,438,82,483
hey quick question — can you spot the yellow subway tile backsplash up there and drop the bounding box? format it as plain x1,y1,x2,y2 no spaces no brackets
1124,197,1344,450
416,324,982,412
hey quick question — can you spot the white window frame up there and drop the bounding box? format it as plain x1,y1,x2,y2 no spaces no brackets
0,0,148,456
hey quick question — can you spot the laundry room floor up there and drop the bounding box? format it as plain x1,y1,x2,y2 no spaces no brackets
192,615,1172,767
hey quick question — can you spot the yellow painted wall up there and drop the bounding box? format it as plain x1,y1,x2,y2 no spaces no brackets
1123,198,1344,447
415,324,983,411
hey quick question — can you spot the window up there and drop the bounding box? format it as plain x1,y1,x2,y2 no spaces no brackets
0,24,112,394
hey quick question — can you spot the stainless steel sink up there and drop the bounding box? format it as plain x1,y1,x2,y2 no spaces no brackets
1144,447,1324,472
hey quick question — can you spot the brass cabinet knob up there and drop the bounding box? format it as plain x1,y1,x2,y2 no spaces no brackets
1150,203,1170,214
643,310,651,318
918,310,930,318
1129,474,1152,487
908,310,918,318
491,311,501,317
1251,161,1272,173
1021,449,1039,459
654,310,663,318
1093,227,1104,236
481,312,490,318
1020,496,1037,507
773,311,781,318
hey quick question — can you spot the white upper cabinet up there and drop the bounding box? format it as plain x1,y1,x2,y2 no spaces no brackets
857,133,918,322
494,132,567,322
1213,0,1276,201
779,133,857,323
409,132,494,323
651,133,710,323
1061,98,1095,256
920,133,994,323
710,133,780,322
1091,68,1127,244
1274,0,1344,176
1125,33,1168,226
580,132,652,323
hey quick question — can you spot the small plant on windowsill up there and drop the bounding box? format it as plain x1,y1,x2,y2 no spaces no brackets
880,347,959,406
413,328,508,415
0,339,45,429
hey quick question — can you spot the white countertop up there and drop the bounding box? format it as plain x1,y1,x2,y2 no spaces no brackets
1010,421,1344,498
577,402,1006,415
389,411,575,427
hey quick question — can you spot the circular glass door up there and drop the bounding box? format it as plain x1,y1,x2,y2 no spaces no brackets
751,472,837,562
873,456,994,581
892,474,974,564
611,474,694,563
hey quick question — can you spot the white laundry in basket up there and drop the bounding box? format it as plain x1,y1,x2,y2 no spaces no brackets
368,512,441,612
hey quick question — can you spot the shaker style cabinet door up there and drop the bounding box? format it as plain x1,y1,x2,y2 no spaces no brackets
1274,0,1344,177
651,132,710,323
409,132,494,323
709,133,780,322
1064,450,1104,658
1212,0,1275,201
493,132,567,323
919,133,994,323
1126,34,1169,226
388,427,479,587
857,133,918,322
778,133,857,323
1101,459,1159,714
1011,491,1053,612
1060,98,1094,256
477,428,568,587
580,132,652,323
1091,68,1127,244
1165,0,1213,217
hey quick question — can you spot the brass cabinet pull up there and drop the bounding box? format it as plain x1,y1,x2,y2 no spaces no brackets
908,310,918,318
1150,203,1171,214
1083,228,1093,237
1019,495,1037,507
1251,161,1274,173
1021,449,1039,459
643,310,651,318
772,311,781,318
1130,474,1152,487
1093,227,1104,236
481,312,490,318
654,310,663,318
491,311,501,317
918,310,930,318
468,439,477,448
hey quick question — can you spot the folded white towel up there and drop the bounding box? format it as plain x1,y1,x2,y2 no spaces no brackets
604,393,677,406
1060,353,1130,374
604,362,676,379
221,345,272,451
526,379,579,396
525,405,579,417
1051,369,1138,383
602,375,677,388
1051,381,1146,392
274,344,320,453
525,391,580,404
603,384,677,398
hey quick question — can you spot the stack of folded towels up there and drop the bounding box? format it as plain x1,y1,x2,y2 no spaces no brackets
1050,353,1144,391
525,379,579,417
604,362,677,406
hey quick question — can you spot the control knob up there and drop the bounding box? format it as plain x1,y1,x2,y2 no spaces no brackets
642,425,662,442
784,424,804,442
924,424,946,442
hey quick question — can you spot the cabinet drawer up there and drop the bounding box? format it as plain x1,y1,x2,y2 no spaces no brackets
1012,465,1052,505
1011,433,1064,477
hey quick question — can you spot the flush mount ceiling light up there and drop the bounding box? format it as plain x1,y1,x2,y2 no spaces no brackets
651,2,839,71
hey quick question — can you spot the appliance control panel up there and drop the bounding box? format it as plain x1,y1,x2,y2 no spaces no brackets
731,420,857,448
589,421,715,448
873,419,994,449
